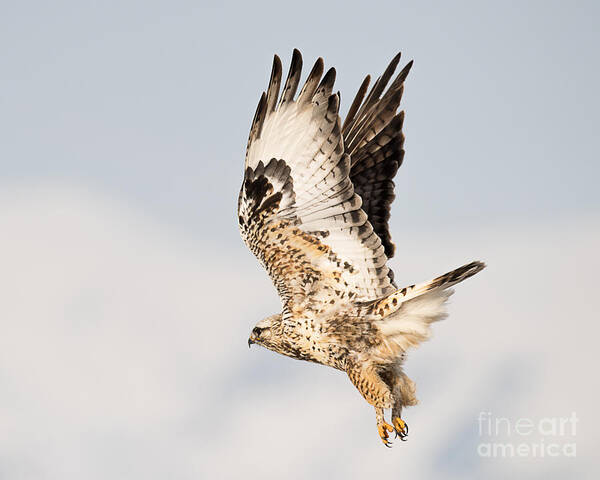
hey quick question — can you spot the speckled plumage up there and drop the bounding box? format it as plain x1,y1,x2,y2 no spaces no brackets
238,50,485,446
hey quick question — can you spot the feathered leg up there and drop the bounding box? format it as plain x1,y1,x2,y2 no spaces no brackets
346,355,395,447
390,368,416,440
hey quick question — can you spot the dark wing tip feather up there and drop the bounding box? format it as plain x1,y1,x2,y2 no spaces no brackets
279,49,303,108
343,75,371,133
247,91,267,148
314,57,325,74
385,52,402,78
265,55,283,112
320,67,337,91
387,60,413,92
298,57,325,104
327,91,340,113
365,52,402,107
291,48,303,72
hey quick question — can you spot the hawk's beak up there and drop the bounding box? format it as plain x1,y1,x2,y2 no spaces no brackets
248,337,255,348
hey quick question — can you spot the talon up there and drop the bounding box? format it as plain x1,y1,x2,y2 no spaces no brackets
393,417,409,439
378,422,394,447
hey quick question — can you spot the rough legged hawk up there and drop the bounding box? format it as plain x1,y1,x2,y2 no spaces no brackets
238,50,485,447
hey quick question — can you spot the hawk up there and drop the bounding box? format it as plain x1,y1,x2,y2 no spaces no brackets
238,50,484,447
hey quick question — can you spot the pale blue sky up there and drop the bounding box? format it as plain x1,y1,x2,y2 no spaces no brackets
1,1,598,479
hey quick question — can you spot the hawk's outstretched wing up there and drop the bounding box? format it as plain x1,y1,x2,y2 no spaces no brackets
343,53,412,269
238,50,411,315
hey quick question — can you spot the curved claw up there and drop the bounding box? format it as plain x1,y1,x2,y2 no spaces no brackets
378,422,394,448
393,417,409,440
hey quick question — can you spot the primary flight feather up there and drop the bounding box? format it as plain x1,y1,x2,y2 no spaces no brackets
238,49,484,447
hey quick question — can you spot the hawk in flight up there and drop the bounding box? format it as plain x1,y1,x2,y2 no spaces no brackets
238,50,484,447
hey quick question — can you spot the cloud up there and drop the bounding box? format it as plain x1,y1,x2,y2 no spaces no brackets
0,184,596,479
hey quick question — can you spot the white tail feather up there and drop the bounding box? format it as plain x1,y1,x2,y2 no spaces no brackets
371,261,485,356
377,289,453,353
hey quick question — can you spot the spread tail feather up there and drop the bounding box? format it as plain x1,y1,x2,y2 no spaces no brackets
371,261,485,353
391,260,485,306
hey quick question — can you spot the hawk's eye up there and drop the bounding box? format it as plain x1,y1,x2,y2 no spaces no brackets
252,327,263,336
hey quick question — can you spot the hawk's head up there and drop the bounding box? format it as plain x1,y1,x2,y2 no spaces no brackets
248,313,283,350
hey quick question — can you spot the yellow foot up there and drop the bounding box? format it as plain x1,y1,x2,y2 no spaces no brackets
377,422,394,448
393,416,409,440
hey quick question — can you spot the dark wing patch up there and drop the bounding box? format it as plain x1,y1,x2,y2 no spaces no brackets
238,158,375,313
349,113,405,261
239,159,320,306
343,54,412,273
